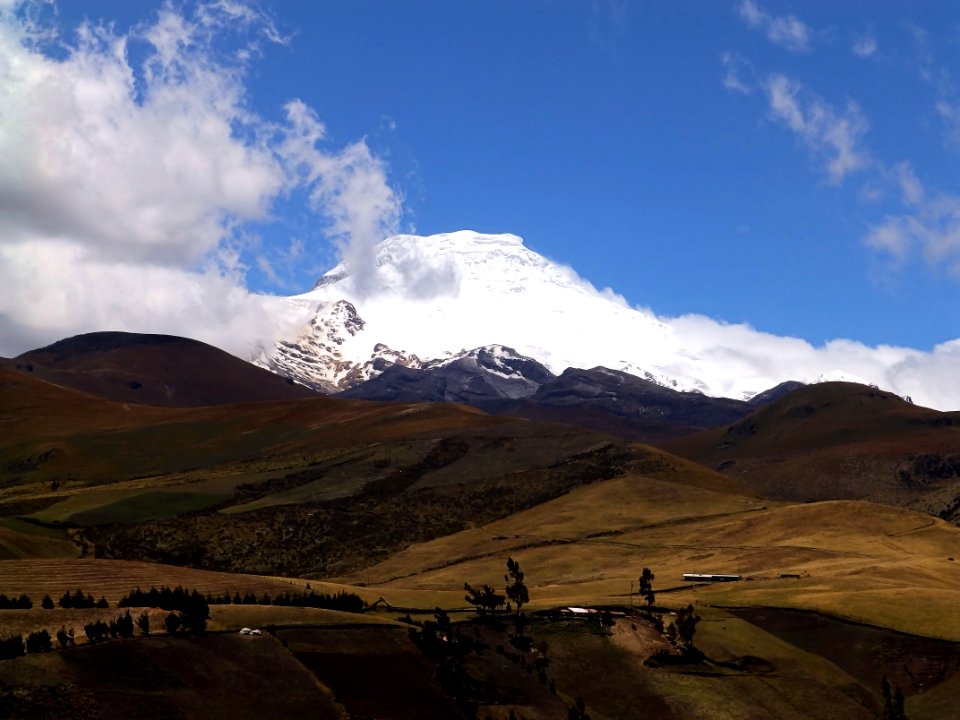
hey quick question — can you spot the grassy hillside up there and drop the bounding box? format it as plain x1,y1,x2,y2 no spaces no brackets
337,478,960,641
8,358,960,716
661,382,960,513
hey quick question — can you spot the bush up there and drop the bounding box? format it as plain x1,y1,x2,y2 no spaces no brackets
164,612,181,636
26,629,52,654
0,635,25,660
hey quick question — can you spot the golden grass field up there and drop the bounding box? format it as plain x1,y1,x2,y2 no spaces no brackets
3,469,960,718
333,474,960,640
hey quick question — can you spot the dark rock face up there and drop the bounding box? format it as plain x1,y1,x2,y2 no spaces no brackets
340,345,554,403
343,353,805,442
473,367,765,441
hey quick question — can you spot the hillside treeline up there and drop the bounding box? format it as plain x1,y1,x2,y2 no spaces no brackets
207,589,365,612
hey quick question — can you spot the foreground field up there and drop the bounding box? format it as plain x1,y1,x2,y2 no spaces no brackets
3,490,960,718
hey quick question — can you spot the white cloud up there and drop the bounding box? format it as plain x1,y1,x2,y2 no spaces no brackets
0,1,401,357
864,193,960,274
764,74,869,184
852,33,877,58
279,100,403,298
720,51,754,95
662,312,960,408
736,0,811,53
935,96,960,151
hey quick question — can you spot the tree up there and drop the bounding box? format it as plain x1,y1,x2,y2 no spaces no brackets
638,567,655,606
675,604,701,649
56,626,75,649
464,583,505,616
164,612,181,636
137,612,150,636
41,595,54,610
505,557,529,637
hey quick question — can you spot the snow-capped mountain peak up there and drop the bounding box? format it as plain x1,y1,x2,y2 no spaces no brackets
258,230,901,401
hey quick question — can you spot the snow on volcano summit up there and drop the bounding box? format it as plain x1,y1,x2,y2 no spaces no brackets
257,230,913,402
262,231,698,393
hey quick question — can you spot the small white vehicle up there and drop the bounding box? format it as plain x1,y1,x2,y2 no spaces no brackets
239,627,263,636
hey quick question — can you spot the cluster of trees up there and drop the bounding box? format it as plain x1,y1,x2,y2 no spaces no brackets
666,604,700,649
56,626,76,648
0,629,60,660
0,592,32,609
464,557,530,642
118,585,365,617
117,586,208,634
57,589,108,609
25,629,52,653
118,586,204,612
206,589,365,612
84,610,137,643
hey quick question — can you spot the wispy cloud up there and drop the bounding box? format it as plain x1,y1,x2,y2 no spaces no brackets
720,51,755,95
588,0,629,52
279,100,402,298
764,74,870,184
736,0,811,53
0,0,401,356
852,33,877,58
864,190,960,275
934,84,960,152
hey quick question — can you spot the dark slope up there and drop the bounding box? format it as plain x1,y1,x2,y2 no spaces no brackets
344,361,798,442
13,331,318,407
663,381,960,514
487,366,755,439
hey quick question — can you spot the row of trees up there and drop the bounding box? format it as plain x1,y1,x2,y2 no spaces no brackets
54,589,108,609
0,589,112,610
206,589,365,612
0,608,187,662
117,587,209,634
0,590,114,610
84,610,138,643
0,629,61,660
0,592,32,609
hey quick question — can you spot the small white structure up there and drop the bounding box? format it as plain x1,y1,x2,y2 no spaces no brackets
683,573,740,583
239,627,263,636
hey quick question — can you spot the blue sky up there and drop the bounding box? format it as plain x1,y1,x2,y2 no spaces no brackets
4,0,960,359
